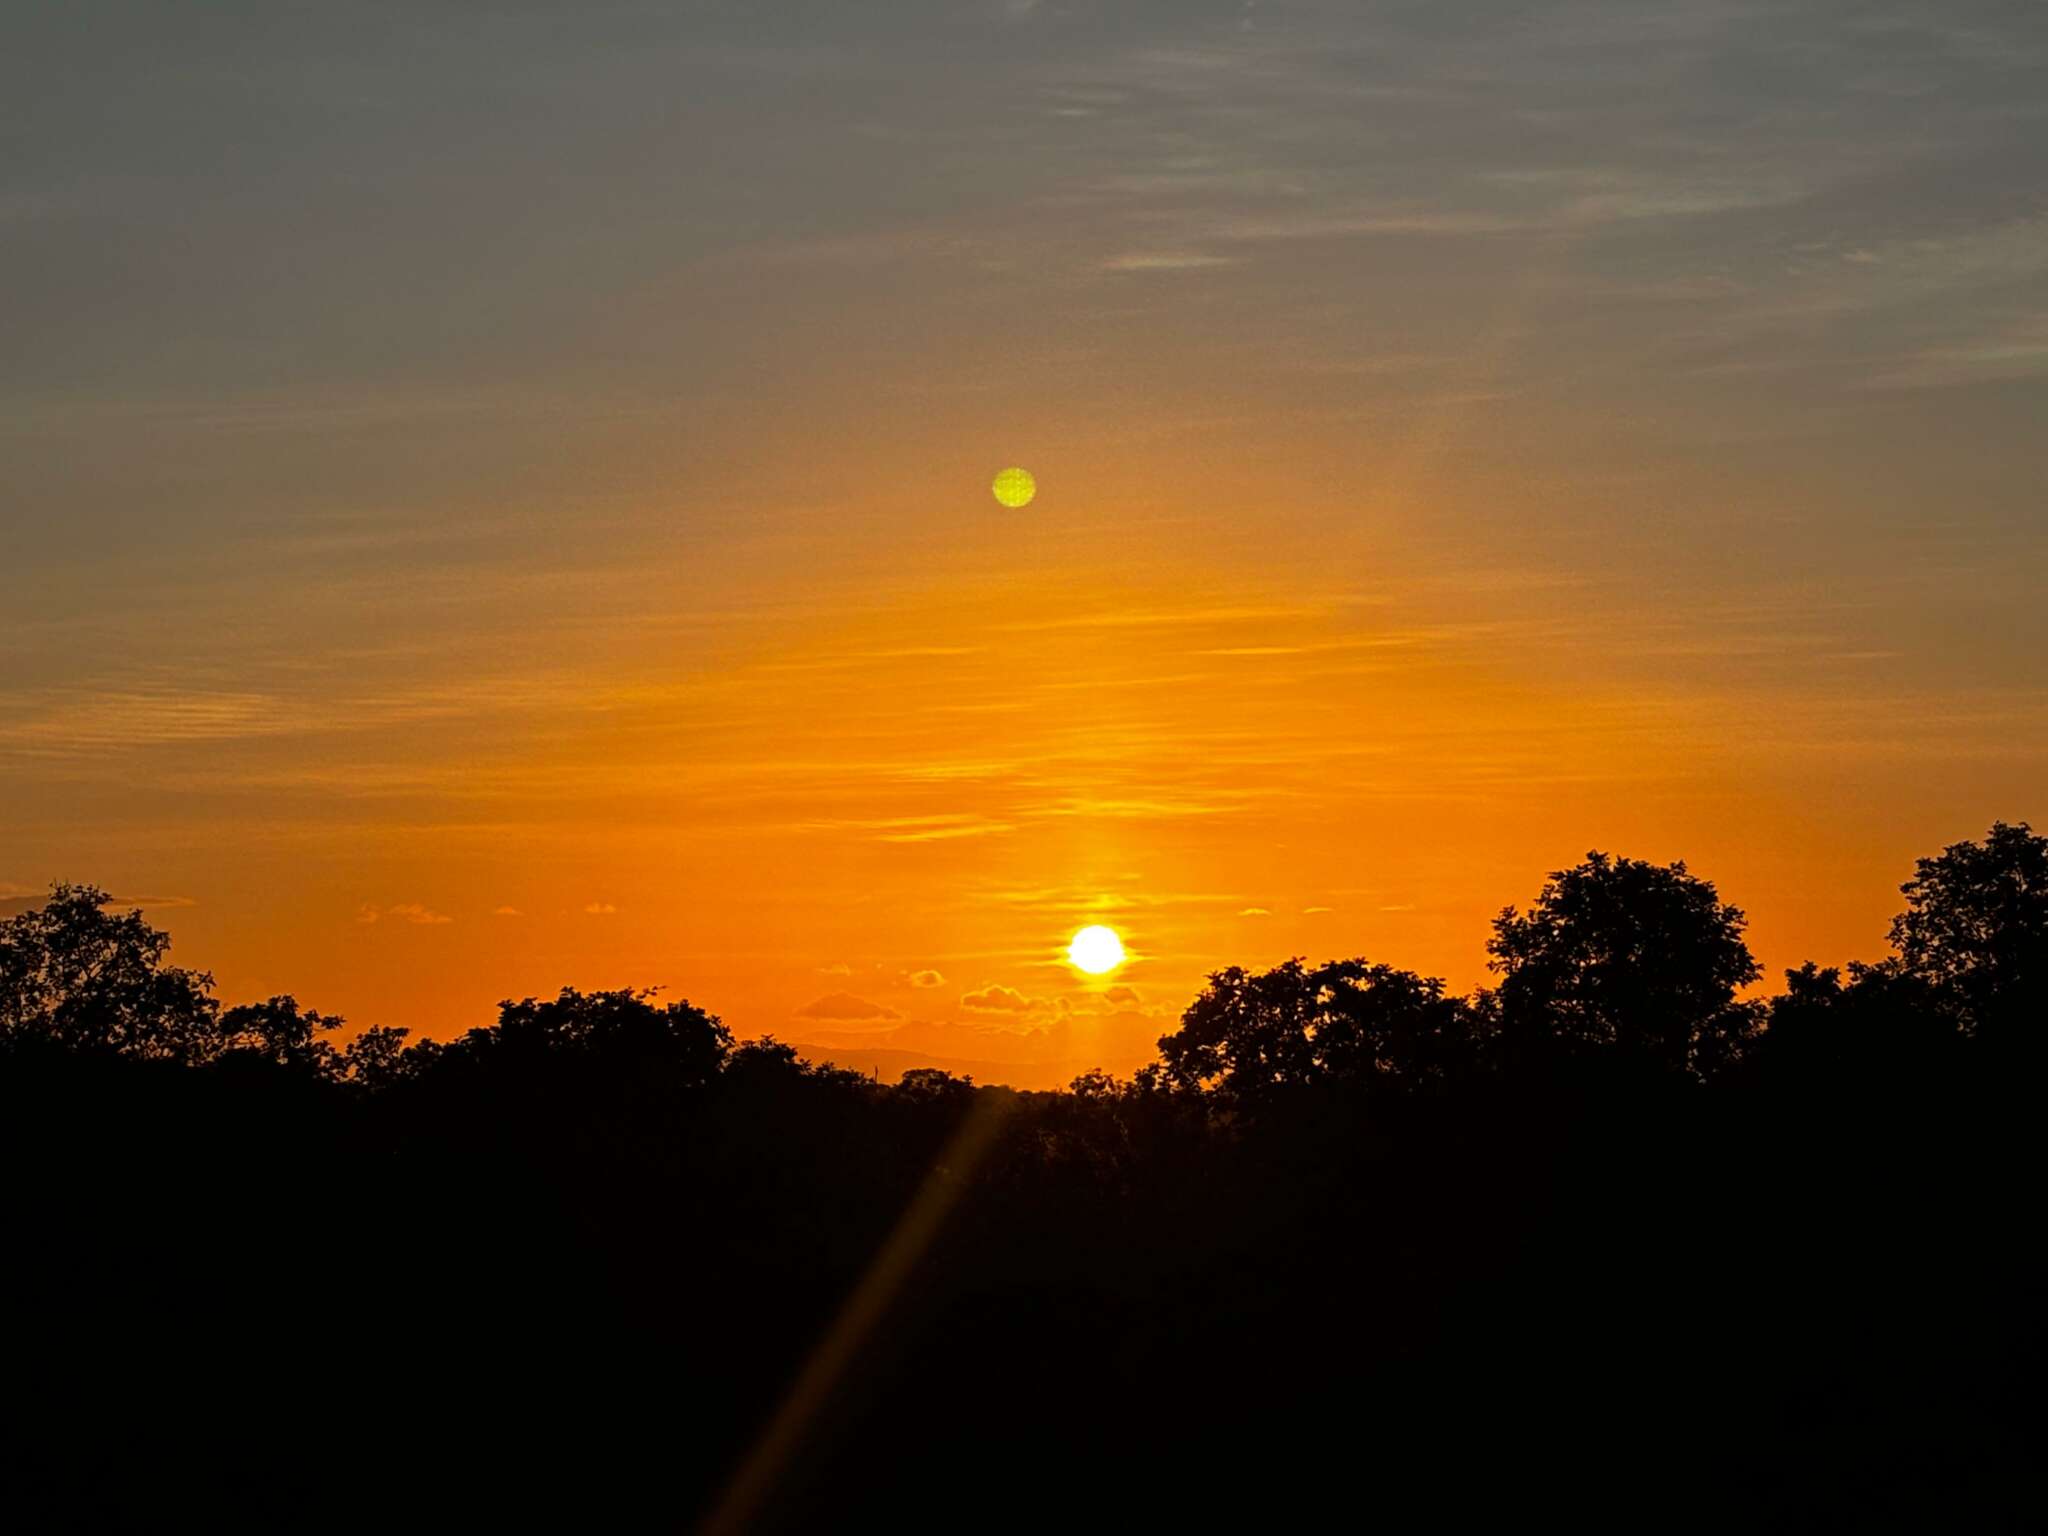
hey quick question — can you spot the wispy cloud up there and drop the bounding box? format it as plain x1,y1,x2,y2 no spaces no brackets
0,688,304,754
1860,314,2048,390
1101,251,1241,272
799,814,1016,843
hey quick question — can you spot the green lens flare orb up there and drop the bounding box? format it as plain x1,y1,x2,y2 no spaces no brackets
991,466,1037,508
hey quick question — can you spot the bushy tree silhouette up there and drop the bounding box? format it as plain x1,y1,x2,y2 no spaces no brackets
0,883,220,1063
1752,960,1962,1088
428,984,733,1083
1890,820,2048,1057
1488,852,1762,1078
217,995,346,1074
1157,956,1485,1106
339,1022,415,1089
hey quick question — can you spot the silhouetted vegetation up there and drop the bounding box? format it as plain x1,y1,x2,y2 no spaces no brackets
3,828,2043,1529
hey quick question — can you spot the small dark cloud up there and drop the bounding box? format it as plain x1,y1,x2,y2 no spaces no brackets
387,902,453,926
961,984,1033,1013
356,902,452,926
910,969,946,988
1103,984,1142,1008
797,992,900,1021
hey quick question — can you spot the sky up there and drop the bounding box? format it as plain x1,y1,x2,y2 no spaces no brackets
5,1,2046,1085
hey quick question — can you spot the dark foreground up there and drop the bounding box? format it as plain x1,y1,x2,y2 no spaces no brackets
5,1039,2040,1531
3,832,2044,1530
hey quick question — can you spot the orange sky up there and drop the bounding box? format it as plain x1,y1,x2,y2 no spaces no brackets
6,446,2039,1085
6,2,2046,1086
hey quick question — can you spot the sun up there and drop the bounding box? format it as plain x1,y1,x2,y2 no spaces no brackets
1067,924,1125,975
991,466,1036,508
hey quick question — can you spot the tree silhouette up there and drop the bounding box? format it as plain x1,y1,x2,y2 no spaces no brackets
426,985,732,1083
1890,820,2048,1057
0,882,220,1063
340,1022,415,1089
1157,956,1483,1106
1754,959,1962,1087
218,995,346,1075
1488,852,1761,1078
893,1065,979,1104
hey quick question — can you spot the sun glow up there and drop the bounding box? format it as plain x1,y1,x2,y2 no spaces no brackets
1067,924,1126,975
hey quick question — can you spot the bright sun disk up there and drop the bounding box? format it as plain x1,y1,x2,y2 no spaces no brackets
1067,924,1125,974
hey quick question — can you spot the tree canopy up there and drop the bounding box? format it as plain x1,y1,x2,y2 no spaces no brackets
0,883,222,1063
1487,851,1763,1079
1890,820,2048,1055
1157,957,1487,1107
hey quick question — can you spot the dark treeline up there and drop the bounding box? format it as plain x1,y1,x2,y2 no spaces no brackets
3,826,2043,1530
